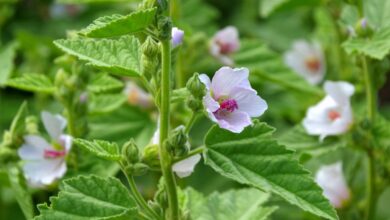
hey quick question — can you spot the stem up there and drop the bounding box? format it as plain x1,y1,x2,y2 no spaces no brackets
159,39,180,220
185,112,199,134
365,151,376,220
362,57,376,122
173,146,204,163
120,165,160,220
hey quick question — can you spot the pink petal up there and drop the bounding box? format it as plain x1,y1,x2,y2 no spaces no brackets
230,88,268,117
18,135,51,160
199,74,211,90
171,27,184,47
41,111,67,140
216,111,252,133
211,67,249,98
172,154,201,178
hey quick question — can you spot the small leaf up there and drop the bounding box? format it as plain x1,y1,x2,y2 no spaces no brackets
7,74,54,93
204,121,338,220
54,36,141,77
35,175,139,220
73,139,122,161
184,187,277,220
88,74,124,93
89,94,126,114
0,42,18,87
342,28,390,60
80,8,157,38
259,0,289,17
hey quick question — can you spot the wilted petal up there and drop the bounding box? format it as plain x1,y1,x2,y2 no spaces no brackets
172,154,201,178
41,111,67,140
171,27,184,47
211,67,249,97
230,88,268,117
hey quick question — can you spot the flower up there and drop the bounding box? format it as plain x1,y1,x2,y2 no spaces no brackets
199,67,267,133
210,26,240,66
123,81,153,108
284,40,325,85
171,27,184,47
303,81,354,140
151,126,201,178
315,162,350,209
18,111,72,187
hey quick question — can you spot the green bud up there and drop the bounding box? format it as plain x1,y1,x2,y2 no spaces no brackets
168,126,187,150
125,163,149,176
141,37,160,79
54,54,76,67
354,18,373,38
187,96,203,112
157,16,172,40
186,73,205,98
122,139,140,164
142,144,161,170
142,37,160,58
25,116,39,134
0,147,18,164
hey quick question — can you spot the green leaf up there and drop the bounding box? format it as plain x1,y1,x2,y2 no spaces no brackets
259,0,289,17
184,188,277,220
364,0,390,29
73,139,122,161
6,74,54,93
54,36,141,77
235,40,323,97
7,166,34,220
80,8,157,38
35,175,139,220
88,74,124,93
342,28,390,59
89,94,126,114
0,42,18,87
204,121,338,220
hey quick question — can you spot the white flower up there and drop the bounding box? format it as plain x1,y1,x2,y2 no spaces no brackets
123,81,153,108
171,27,184,47
18,112,72,187
303,81,354,140
151,126,201,178
284,40,326,85
315,162,350,209
199,67,267,133
210,26,240,66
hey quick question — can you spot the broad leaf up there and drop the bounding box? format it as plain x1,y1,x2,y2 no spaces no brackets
54,36,141,77
80,8,157,38
204,121,338,220
89,94,126,114
364,0,390,29
7,74,54,93
184,188,277,220
0,42,18,86
88,74,124,93
342,28,390,60
73,139,122,161
35,175,139,220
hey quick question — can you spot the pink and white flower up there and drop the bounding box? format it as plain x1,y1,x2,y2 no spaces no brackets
315,162,350,209
199,67,267,133
284,40,325,85
171,27,184,48
18,112,72,187
123,81,153,108
303,81,354,140
210,26,240,66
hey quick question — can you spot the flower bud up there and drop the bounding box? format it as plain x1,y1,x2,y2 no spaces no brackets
0,147,18,164
25,116,39,134
354,18,373,37
171,27,184,48
186,97,203,112
141,37,160,79
186,73,205,98
142,37,160,58
122,139,140,164
168,126,187,150
126,163,149,176
157,16,172,40
142,144,161,170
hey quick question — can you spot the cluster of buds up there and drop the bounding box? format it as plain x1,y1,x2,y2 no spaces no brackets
167,126,189,157
186,73,205,112
121,139,150,176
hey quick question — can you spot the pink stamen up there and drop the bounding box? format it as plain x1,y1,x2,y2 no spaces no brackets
216,40,234,54
328,110,341,121
44,149,66,159
305,56,321,73
214,99,238,118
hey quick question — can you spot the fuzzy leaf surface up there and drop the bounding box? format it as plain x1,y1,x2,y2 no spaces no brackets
7,74,54,93
73,139,122,161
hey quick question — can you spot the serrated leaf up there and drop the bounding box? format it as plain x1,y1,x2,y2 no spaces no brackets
35,175,139,220
73,139,121,161
204,121,338,220
0,42,18,86
54,36,141,77
88,74,124,93
7,74,54,93
342,28,390,59
184,188,277,220
80,8,157,38
89,94,126,114
235,40,323,97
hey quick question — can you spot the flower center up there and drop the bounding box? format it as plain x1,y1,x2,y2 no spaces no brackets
304,56,321,73
216,40,233,54
44,149,66,159
328,110,341,121
214,98,238,118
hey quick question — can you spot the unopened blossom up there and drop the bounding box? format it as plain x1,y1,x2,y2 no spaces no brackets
199,67,267,133
210,26,240,66
18,112,72,187
123,81,153,108
315,162,350,209
284,40,325,85
171,27,184,48
151,126,201,178
303,81,354,140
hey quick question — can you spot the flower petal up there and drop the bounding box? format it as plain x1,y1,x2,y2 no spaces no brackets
18,135,51,160
41,111,67,140
199,74,211,90
324,81,355,104
171,27,184,47
172,154,201,178
216,111,252,133
59,134,73,152
211,67,249,98
23,158,66,186
230,88,268,117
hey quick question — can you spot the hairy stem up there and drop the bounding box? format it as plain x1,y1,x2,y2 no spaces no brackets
160,39,179,220
185,112,199,134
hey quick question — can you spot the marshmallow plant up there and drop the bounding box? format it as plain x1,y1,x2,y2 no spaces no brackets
3,1,388,220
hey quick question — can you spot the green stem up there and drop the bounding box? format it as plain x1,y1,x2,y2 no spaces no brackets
365,151,376,220
185,112,199,134
173,146,204,163
362,57,376,122
160,39,180,220
120,165,160,220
